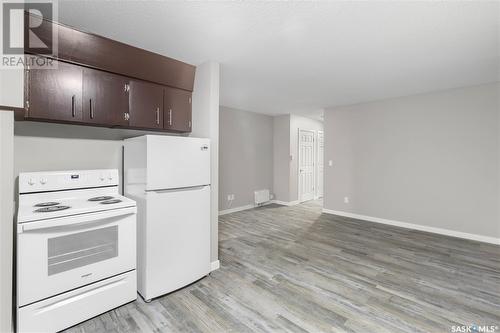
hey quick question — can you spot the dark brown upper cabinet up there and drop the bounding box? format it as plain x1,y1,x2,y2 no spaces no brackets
22,12,195,133
27,59,83,123
128,80,164,130
82,68,129,126
164,87,192,132
24,11,195,91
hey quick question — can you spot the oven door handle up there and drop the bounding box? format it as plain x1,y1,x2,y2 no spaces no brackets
19,206,137,233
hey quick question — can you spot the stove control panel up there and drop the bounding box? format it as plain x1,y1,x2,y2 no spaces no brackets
19,170,119,193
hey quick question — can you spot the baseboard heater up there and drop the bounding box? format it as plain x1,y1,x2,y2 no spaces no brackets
254,189,270,206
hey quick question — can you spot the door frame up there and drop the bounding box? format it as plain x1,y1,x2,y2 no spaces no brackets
297,128,316,203
316,130,324,199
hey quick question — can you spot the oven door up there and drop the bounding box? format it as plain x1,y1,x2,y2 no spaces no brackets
17,207,136,307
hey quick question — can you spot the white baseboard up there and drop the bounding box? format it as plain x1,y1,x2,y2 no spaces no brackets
219,204,254,216
272,200,301,206
219,200,284,216
210,260,220,271
322,209,500,245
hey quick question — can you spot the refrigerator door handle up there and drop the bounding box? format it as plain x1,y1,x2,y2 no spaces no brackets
146,185,210,193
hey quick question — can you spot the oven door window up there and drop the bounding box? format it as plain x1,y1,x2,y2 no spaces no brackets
48,226,118,276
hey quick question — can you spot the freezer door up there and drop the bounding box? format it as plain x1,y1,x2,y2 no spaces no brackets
141,185,211,300
146,136,210,190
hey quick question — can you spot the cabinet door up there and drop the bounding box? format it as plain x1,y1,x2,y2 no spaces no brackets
164,87,192,132
83,69,129,126
28,59,83,122
128,80,163,129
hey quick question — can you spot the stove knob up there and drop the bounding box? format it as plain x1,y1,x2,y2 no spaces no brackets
40,178,47,185
99,175,105,181
108,175,113,180
28,178,35,186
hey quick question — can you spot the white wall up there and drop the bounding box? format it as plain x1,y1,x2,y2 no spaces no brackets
0,3,24,109
219,107,273,210
191,61,220,264
0,112,14,333
14,132,123,192
0,69,23,108
324,83,500,242
13,122,182,195
273,115,291,202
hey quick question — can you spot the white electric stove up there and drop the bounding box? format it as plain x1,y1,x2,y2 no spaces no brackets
16,169,137,333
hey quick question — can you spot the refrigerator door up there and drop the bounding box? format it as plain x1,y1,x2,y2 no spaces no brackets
146,136,210,191
140,185,210,300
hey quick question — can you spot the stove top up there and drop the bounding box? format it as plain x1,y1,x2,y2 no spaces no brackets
34,201,60,207
18,188,136,223
88,196,115,202
34,205,70,213
100,199,122,204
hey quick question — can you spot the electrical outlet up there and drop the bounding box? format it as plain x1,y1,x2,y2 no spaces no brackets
344,197,349,204
328,160,333,167
227,194,235,201
231,194,235,200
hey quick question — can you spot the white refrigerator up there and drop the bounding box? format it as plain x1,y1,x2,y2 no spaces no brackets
124,135,211,302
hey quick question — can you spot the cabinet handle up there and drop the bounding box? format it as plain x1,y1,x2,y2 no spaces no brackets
168,109,172,126
124,83,130,93
155,107,160,125
71,95,76,117
89,99,94,119
188,120,191,128
123,112,130,121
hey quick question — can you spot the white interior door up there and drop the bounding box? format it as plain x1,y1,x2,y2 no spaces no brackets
317,131,324,198
298,129,315,202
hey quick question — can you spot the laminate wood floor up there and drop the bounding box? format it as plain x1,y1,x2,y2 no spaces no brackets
65,200,500,333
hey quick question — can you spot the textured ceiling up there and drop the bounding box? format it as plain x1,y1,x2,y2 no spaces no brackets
57,1,499,117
